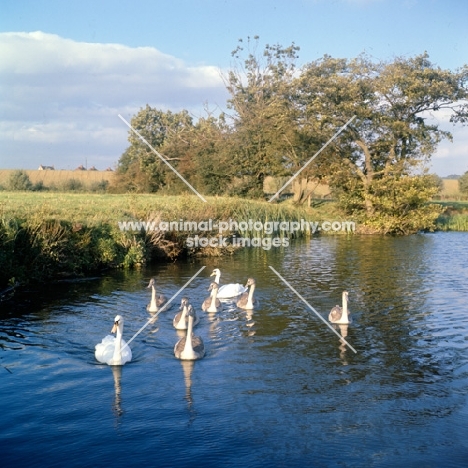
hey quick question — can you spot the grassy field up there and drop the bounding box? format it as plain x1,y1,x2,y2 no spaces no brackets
439,179,461,199
0,169,114,189
1,190,464,230
0,170,462,201
0,191,328,224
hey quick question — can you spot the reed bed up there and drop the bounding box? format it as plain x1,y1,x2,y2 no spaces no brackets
0,192,324,235
436,214,468,231
435,201,468,231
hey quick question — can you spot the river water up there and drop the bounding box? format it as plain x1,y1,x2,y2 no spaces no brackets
0,232,467,467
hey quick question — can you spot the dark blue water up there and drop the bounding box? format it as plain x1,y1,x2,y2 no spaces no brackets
1,232,467,467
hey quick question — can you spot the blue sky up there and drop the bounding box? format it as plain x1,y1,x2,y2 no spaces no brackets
1,0,467,176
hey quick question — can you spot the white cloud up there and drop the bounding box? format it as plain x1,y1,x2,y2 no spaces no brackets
0,32,228,169
424,108,468,176
0,31,466,175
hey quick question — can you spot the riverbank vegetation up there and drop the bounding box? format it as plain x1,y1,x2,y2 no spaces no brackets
0,192,336,290
435,201,468,231
1,191,468,292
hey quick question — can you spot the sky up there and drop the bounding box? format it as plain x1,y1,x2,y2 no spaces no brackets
0,0,467,176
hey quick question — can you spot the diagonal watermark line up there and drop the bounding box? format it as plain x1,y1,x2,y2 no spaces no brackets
268,115,356,202
269,266,357,353
121,266,206,352
118,114,207,203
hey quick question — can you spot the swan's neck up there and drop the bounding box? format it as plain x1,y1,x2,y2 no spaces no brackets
113,325,123,363
182,316,194,356
246,284,255,308
150,285,158,311
208,288,218,312
213,272,221,284
341,293,348,322
179,306,188,325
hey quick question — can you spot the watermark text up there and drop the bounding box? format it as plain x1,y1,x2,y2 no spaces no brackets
118,218,355,235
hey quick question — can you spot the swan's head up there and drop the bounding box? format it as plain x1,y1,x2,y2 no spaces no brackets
210,268,220,277
187,305,196,318
147,278,155,288
111,315,123,333
343,291,349,300
245,278,256,288
180,297,189,309
208,282,219,291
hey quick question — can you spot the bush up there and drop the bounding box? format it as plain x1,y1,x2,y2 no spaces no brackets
428,173,444,194
62,178,84,192
8,170,33,191
89,180,109,193
32,181,47,192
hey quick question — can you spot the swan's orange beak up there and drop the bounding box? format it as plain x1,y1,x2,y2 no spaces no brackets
111,321,118,334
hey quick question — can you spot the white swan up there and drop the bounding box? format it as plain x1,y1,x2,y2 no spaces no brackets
201,282,222,313
146,278,167,312
173,297,200,330
95,315,132,365
210,268,247,299
328,291,352,324
236,278,258,310
174,305,205,360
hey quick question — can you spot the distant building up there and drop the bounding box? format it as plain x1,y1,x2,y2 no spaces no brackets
38,165,55,170
88,166,98,171
105,167,114,171
75,165,86,171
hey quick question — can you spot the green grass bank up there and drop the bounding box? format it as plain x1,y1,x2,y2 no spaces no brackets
1,192,466,292
0,192,352,291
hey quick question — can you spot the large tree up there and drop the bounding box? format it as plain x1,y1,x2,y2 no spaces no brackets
223,37,311,196
114,105,235,195
187,114,234,195
113,106,194,193
295,53,468,232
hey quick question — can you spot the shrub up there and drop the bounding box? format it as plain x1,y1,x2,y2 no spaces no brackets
32,181,47,191
62,178,84,192
8,170,33,191
89,180,109,193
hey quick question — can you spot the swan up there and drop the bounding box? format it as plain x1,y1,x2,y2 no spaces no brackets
201,282,222,312
210,268,247,299
173,297,200,330
146,278,167,312
236,278,258,310
95,315,132,365
328,291,352,324
174,305,205,360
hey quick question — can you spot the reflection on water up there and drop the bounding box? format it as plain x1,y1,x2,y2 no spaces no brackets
335,323,349,365
180,359,196,425
111,365,123,420
1,232,468,467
